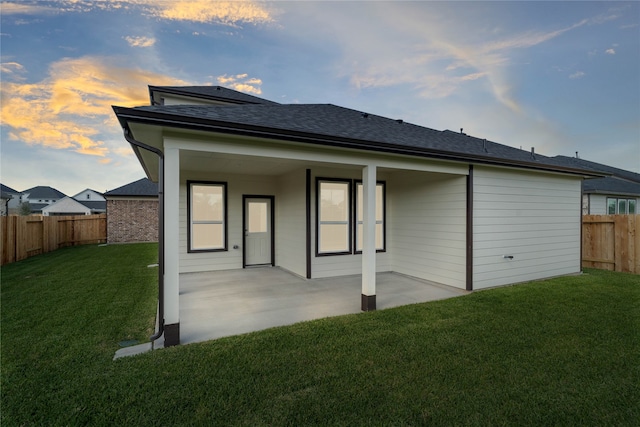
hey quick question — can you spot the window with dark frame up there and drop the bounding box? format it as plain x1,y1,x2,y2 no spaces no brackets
188,181,227,252
317,179,351,255
316,178,386,256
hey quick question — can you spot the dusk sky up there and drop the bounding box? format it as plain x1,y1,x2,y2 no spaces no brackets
1,1,639,196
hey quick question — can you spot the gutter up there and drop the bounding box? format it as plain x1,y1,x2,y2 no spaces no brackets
122,126,165,346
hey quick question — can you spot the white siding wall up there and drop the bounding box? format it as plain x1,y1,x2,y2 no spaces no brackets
588,194,608,215
311,167,391,278
473,166,581,289
276,169,307,277
389,172,467,289
179,171,278,273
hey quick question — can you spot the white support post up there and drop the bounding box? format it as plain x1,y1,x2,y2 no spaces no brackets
163,147,180,345
361,164,377,311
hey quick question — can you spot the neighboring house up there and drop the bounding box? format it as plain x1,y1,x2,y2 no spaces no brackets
72,188,106,214
104,178,158,243
0,184,20,215
42,189,107,216
113,85,600,347
553,156,640,215
20,186,67,214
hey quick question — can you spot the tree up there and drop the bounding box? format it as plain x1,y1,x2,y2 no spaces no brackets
19,202,32,216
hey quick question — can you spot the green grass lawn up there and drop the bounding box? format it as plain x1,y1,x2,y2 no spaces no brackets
1,243,639,426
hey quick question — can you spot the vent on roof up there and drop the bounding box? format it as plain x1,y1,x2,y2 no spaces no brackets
531,147,536,160
483,139,488,153
396,119,403,124
361,112,369,118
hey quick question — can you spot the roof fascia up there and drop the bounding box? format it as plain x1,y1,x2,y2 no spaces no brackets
114,107,602,178
583,189,640,197
147,86,261,106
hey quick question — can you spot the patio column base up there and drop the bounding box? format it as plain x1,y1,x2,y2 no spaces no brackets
164,323,180,347
361,294,376,311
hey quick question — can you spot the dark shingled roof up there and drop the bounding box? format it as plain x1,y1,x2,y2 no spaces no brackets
553,156,640,184
121,103,589,172
104,178,158,197
150,86,280,106
582,177,640,196
77,200,107,211
1,184,19,194
23,186,66,199
552,156,640,196
29,203,48,213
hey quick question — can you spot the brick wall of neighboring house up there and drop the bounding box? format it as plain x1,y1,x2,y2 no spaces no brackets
107,198,158,243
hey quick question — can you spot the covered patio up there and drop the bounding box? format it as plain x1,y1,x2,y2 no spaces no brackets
174,267,466,346
115,268,466,358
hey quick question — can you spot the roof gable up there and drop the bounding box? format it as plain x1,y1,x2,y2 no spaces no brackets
42,196,90,214
22,186,67,199
149,86,279,106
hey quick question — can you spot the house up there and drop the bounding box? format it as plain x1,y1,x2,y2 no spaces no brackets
20,186,67,214
41,189,106,216
104,178,158,243
113,85,600,347
553,156,640,215
0,184,19,216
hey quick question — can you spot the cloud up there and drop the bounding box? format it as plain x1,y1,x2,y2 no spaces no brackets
124,36,156,48
318,3,596,114
605,48,616,55
1,56,187,157
0,61,25,74
2,1,273,26
144,0,273,25
216,74,263,94
0,2,58,15
569,71,586,79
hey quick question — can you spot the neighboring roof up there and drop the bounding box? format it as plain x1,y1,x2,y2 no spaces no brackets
72,188,104,198
1,184,19,194
114,102,601,177
22,186,66,199
29,203,48,212
149,85,280,106
77,200,107,210
552,156,640,196
582,177,640,197
104,178,158,197
42,197,90,214
553,156,640,183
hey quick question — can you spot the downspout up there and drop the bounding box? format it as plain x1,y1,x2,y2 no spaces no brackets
122,127,165,345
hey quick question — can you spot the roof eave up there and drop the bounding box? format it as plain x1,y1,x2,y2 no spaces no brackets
113,107,603,178
583,189,640,197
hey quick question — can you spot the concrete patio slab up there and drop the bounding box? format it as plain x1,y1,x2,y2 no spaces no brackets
115,267,467,359
179,268,466,345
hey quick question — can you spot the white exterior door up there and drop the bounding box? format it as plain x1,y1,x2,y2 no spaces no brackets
245,198,272,266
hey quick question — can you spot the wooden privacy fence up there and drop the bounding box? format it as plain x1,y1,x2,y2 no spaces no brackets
1,214,106,266
583,214,640,274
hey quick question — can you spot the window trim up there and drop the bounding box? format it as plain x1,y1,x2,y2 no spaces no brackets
316,178,352,256
187,180,228,253
606,197,637,215
354,180,386,254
